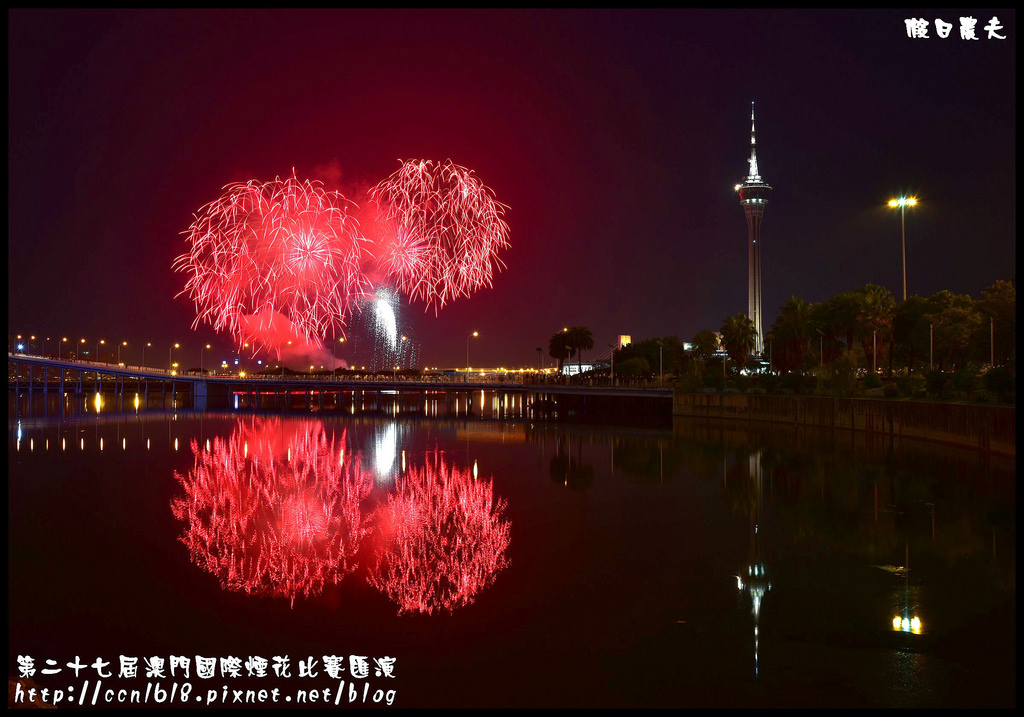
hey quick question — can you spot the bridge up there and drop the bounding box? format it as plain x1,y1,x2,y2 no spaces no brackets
9,352,674,418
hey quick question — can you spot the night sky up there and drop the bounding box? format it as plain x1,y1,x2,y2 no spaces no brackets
8,9,1016,370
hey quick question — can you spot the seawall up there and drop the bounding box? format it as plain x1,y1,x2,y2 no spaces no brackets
673,393,1015,458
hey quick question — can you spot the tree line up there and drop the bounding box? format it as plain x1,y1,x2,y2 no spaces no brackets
542,279,1015,393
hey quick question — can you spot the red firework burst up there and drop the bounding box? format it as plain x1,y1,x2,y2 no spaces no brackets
173,172,372,356
170,417,374,607
369,159,510,312
368,454,511,615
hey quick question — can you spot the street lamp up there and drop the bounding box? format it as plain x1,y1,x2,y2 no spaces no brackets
169,342,179,371
888,196,918,301
201,344,211,374
96,339,106,363
466,331,478,370
79,338,86,361
118,341,127,365
61,337,68,360
142,342,152,368
335,337,345,372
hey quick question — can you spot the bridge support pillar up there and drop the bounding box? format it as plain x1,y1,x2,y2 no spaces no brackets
194,380,208,411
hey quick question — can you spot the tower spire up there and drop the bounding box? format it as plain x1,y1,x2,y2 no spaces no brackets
747,101,760,182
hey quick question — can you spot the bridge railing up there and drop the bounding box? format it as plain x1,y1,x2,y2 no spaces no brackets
10,353,673,391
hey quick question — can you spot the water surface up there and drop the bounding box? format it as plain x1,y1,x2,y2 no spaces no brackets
8,396,1015,708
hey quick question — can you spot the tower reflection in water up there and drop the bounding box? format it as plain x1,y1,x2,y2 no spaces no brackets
734,449,770,679
171,416,510,614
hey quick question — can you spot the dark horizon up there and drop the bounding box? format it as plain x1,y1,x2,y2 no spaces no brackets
8,9,1015,370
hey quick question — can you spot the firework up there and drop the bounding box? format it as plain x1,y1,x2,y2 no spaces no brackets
170,417,374,607
174,173,372,356
368,454,510,615
346,286,419,372
369,159,509,312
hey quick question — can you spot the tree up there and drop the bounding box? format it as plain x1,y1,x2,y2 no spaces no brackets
719,313,757,374
893,295,931,372
565,326,594,376
854,283,896,376
548,332,571,373
977,279,1015,366
767,296,814,375
925,290,982,372
691,330,719,362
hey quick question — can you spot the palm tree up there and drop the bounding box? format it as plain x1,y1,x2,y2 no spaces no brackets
565,326,594,377
548,332,571,373
768,296,814,374
854,283,896,376
719,313,757,374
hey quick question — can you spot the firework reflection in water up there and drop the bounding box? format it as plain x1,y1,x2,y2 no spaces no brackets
368,452,511,615
170,417,374,607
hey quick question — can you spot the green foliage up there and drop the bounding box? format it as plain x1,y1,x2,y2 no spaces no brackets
862,372,881,389
756,373,780,394
548,332,571,370
951,363,980,396
675,374,701,393
702,371,724,391
691,329,719,362
565,326,594,374
924,370,949,398
618,356,650,376
719,313,756,372
768,296,814,374
894,373,925,398
983,366,1014,399
780,371,808,394
832,350,859,396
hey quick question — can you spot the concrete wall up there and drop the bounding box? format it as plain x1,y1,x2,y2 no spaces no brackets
673,393,1015,457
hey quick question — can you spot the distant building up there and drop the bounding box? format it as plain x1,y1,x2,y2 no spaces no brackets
561,362,595,377
617,335,631,349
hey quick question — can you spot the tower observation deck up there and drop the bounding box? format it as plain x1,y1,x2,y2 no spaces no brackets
735,101,772,355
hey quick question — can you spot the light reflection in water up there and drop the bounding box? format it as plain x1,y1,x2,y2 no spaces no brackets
368,454,511,616
170,417,375,608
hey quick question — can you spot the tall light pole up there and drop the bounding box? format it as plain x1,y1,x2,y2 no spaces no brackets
118,341,127,365
79,338,86,361
201,344,211,374
929,324,933,372
96,339,105,363
142,342,152,368
466,331,478,370
61,337,68,360
990,316,994,367
170,342,179,372
888,196,917,301
335,337,345,373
